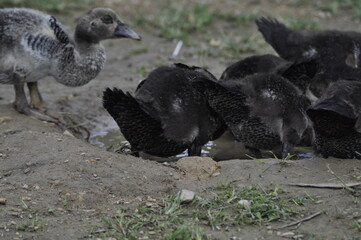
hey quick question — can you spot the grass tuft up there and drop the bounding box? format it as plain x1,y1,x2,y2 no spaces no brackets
135,3,213,40
92,184,309,239
0,0,95,12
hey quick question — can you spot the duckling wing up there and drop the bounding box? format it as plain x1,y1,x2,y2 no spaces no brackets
242,74,310,144
220,54,289,81
103,88,188,157
307,80,361,134
191,78,249,136
256,17,312,60
21,32,70,60
103,88,163,149
277,58,320,93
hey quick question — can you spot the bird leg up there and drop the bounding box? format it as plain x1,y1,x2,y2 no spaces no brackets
245,146,262,159
281,142,293,159
130,147,140,157
27,82,44,109
13,75,57,123
187,144,202,156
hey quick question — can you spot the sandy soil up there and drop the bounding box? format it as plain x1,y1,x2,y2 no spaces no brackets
1,1,361,239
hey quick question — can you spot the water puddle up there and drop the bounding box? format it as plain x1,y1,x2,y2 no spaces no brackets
89,115,314,161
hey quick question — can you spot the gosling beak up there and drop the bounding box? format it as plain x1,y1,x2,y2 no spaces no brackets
114,22,141,41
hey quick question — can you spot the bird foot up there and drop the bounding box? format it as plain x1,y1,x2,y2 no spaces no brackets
29,99,45,109
14,102,59,123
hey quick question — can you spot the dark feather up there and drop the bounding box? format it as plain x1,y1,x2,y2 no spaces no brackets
307,80,361,159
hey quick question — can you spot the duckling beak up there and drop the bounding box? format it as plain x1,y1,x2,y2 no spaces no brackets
114,22,141,41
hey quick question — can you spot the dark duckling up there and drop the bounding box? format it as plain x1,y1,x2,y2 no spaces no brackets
102,63,226,158
307,80,361,159
0,8,141,121
192,73,310,158
220,54,319,98
256,17,361,97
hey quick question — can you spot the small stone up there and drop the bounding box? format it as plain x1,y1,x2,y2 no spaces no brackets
64,159,69,163
80,152,86,156
237,199,251,209
4,171,12,177
33,185,40,190
23,168,30,174
0,198,7,205
209,39,221,47
176,157,220,179
147,196,156,202
22,184,29,189
267,230,273,235
63,130,74,137
177,189,195,203
294,235,304,239
0,116,12,124
280,231,295,237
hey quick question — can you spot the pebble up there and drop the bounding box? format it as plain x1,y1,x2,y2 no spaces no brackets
0,116,12,124
23,168,30,174
237,199,251,209
63,130,74,137
176,156,221,179
177,189,195,203
0,198,7,205
4,171,12,177
280,231,295,237
294,234,304,239
64,159,69,163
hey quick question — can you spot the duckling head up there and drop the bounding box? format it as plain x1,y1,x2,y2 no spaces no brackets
75,7,141,43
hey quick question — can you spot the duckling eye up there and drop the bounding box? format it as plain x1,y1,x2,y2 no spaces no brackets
101,15,113,24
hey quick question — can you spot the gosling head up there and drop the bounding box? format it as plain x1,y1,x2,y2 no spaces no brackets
75,7,141,43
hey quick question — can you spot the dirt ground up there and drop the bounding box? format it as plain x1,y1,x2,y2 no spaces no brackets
1,1,361,239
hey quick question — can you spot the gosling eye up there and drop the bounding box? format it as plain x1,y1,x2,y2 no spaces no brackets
101,15,113,24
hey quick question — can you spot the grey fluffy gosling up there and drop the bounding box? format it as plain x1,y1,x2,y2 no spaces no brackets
0,7,141,121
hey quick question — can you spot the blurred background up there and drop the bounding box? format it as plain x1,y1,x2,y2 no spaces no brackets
1,0,361,64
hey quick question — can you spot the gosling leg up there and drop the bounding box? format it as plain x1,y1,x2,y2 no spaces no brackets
246,146,262,159
187,144,202,156
27,82,44,109
13,76,57,123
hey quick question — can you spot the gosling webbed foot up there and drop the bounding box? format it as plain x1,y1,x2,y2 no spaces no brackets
13,78,59,123
14,102,59,123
